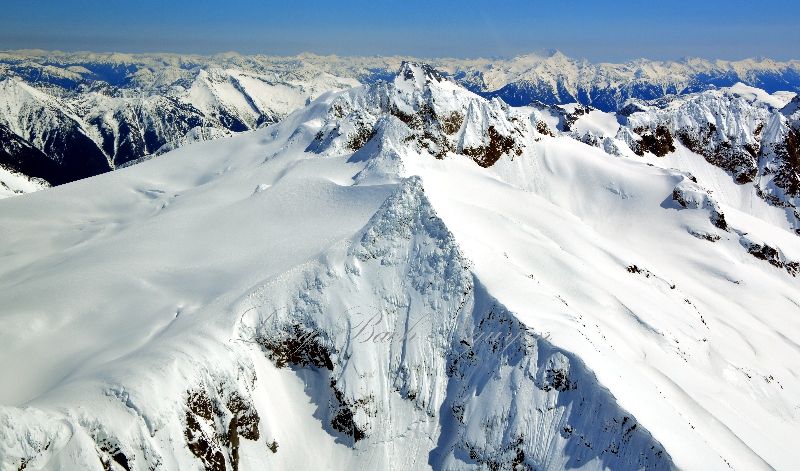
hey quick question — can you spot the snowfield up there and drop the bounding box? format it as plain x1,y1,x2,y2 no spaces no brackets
1,62,799,471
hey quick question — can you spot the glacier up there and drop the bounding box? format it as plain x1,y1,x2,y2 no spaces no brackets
0,61,799,471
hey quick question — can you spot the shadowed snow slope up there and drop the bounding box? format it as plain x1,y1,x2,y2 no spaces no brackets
1,63,799,471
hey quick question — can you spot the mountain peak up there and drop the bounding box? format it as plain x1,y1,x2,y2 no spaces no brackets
395,61,447,89
513,49,565,62
541,48,565,59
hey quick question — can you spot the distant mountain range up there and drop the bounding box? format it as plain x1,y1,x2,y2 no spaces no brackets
1,49,799,194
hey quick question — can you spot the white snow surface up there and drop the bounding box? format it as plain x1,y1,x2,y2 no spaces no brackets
0,166,48,198
571,109,620,137
726,83,795,110
1,64,799,471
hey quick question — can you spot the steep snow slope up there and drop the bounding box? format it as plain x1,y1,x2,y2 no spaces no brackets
0,79,112,182
183,68,359,131
526,85,800,236
0,166,48,197
0,123,51,197
1,63,799,471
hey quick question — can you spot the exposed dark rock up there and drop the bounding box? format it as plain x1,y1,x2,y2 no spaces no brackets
633,125,675,157
462,126,523,168
535,120,553,136
267,440,279,453
689,230,721,242
627,265,652,277
329,380,368,443
741,239,799,276
397,61,448,85
257,323,335,370
184,386,261,471
256,322,375,443
676,123,757,184
771,128,800,196
345,124,377,152
561,105,594,132
710,209,729,231
671,182,729,231
185,410,226,471
226,392,260,442
96,438,130,471
441,111,464,135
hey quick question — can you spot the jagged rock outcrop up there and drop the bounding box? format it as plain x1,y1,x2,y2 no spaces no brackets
307,61,527,170
671,177,729,232
623,89,773,182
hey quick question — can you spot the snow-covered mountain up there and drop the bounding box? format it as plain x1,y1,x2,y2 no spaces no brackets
2,49,800,197
0,123,51,197
4,49,800,106
0,55,359,193
477,51,800,110
1,61,799,471
532,83,800,235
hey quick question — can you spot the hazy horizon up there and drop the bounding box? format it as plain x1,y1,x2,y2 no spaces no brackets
1,47,798,65
1,0,798,63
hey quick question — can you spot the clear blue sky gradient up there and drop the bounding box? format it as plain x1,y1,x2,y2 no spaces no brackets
1,0,797,62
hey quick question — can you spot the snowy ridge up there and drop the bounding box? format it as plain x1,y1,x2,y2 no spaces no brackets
479,52,800,110
0,64,358,195
2,49,800,197
0,176,672,471
1,62,800,470
240,177,672,469
520,85,800,235
3,49,799,106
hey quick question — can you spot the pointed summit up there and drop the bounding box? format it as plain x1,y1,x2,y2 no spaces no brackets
395,61,448,89
781,93,800,115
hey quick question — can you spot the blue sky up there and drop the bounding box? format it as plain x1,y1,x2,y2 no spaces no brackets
1,0,797,62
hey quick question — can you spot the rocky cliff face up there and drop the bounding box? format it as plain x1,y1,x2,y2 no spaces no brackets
623,89,772,183
307,62,527,174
